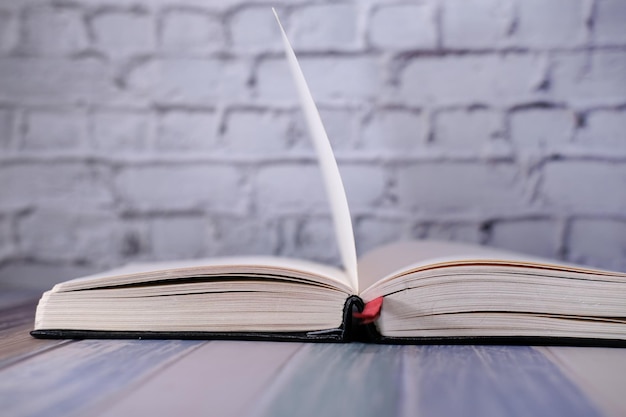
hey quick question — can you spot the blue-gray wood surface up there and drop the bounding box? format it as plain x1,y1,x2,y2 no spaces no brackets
0,293,624,417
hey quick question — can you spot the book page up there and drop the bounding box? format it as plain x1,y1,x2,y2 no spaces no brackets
273,10,359,292
358,240,626,293
52,256,353,294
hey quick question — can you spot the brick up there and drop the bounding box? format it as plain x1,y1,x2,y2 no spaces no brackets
594,0,626,44
433,109,502,152
568,219,626,272
91,11,155,58
278,216,340,265
157,111,218,151
369,4,436,50
58,0,289,9
576,110,626,149
257,163,384,213
361,109,426,152
513,0,587,47
291,4,358,50
114,164,243,213
396,163,526,213
209,215,279,256
399,54,541,106
223,110,292,154
117,219,151,260
256,57,381,102
442,0,514,48
550,51,626,104
318,108,358,150
126,59,249,105
253,59,296,102
416,222,482,244
255,164,326,213
355,217,410,254
18,208,121,264
489,219,559,258
93,111,153,151
0,263,99,291
23,110,88,150
160,10,223,54
21,6,88,56
289,108,358,152
0,108,13,149
540,162,626,212
0,58,118,105
341,164,387,209
510,108,574,149
0,163,113,210
305,57,381,101
230,7,282,53
0,9,17,54
150,216,208,260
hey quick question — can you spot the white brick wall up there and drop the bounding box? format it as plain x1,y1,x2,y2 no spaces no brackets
291,4,359,51
594,0,626,44
94,110,154,151
441,0,514,49
434,108,502,153
23,110,89,150
160,10,224,54
157,111,217,151
0,0,625,289
92,11,156,59
369,4,437,50
510,108,574,150
513,0,589,48
22,6,89,56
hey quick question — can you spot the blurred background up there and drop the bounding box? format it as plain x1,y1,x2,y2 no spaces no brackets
0,0,624,290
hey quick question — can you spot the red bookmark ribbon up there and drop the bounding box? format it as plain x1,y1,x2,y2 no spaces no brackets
353,297,383,324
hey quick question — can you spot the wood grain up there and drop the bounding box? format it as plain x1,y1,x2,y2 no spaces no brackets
94,340,303,417
249,344,604,417
407,345,602,417
249,343,406,417
0,324,71,369
0,338,203,417
541,346,626,417
0,297,71,370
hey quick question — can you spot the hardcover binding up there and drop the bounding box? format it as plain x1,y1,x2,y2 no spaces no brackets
29,294,626,346
372,335,626,347
30,295,365,343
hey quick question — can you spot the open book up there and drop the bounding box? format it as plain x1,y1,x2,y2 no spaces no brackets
32,11,626,345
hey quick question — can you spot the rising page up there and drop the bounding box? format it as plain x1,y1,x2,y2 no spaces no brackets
273,9,359,292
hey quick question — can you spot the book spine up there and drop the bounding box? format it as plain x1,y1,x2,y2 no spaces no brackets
340,295,382,342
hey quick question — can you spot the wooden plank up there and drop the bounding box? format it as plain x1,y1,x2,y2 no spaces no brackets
401,345,603,417
248,344,604,417
249,343,405,417
0,298,70,370
540,346,626,417
94,340,303,417
0,324,71,369
0,338,203,417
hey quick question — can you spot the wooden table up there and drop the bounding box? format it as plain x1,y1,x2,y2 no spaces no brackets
1,292,625,417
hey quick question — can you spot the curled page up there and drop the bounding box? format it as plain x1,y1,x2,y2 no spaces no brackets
273,9,359,292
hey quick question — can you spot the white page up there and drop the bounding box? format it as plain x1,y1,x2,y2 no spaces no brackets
273,9,359,292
